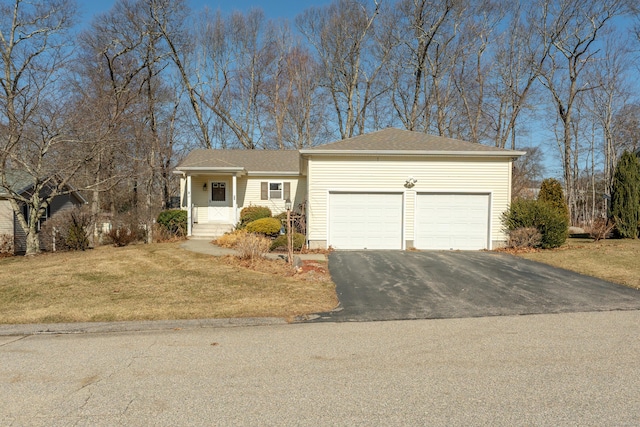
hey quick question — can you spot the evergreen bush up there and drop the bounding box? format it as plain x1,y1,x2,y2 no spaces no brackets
538,178,569,220
157,209,187,236
610,151,640,238
270,232,306,251
238,206,272,228
245,217,282,236
502,199,568,249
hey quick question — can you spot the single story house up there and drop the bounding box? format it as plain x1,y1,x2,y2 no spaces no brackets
0,171,86,254
174,128,525,250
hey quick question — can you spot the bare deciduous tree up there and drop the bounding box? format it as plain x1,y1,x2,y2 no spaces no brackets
297,0,385,139
0,0,87,255
536,0,628,223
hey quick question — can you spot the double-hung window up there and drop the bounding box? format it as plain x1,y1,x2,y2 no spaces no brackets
269,182,283,200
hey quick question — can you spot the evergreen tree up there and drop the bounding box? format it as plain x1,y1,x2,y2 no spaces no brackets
538,178,569,220
610,151,640,238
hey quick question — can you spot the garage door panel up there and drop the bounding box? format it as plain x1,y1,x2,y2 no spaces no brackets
416,193,489,250
329,193,403,250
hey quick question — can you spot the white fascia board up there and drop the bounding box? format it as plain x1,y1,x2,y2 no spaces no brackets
246,171,300,177
174,167,246,174
300,150,526,158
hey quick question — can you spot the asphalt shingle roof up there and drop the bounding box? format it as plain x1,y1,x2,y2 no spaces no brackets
0,170,36,196
303,128,513,153
176,128,522,172
177,149,300,173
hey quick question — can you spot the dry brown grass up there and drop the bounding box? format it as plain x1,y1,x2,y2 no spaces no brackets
0,242,337,324
515,238,640,290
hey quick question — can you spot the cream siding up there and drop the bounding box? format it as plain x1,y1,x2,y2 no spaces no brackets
242,176,306,215
180,174,306,224
0,200,13,238
307,155,512,247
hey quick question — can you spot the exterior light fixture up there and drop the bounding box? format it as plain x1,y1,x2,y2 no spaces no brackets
404,177,417,188
285,198,292,211
203,182,207,191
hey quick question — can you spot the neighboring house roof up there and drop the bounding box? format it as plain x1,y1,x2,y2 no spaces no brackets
0,170,35,196
0,170,87,203
300,128,525,157
175,149,301,175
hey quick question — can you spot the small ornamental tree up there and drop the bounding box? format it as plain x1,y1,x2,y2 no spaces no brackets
609,151,640,238
538,178,569,220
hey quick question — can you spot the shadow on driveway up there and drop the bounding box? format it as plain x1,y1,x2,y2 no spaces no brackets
309,251,640,322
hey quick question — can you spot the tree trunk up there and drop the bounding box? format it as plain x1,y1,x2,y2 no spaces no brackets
25,225,40,256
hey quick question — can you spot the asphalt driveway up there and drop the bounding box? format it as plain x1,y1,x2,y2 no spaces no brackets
312,251,640,321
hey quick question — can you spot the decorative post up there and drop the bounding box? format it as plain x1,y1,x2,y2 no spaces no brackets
285,198,293,265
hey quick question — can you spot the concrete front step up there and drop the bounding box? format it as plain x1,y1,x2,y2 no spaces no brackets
191,223,234,239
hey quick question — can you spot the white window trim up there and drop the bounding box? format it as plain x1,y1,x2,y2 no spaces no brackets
268,181,284,200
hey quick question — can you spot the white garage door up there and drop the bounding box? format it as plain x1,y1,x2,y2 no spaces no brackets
329,192,403,250
415,193,490,250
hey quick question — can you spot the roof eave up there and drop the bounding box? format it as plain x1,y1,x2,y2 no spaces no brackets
246,171,300,176
300,149,526,157
174,166,246,173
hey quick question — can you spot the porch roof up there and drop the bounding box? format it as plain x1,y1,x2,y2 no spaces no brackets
174,149,301,175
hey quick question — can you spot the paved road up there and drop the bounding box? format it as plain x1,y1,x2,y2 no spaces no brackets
316,251,640,321
2,311,640,426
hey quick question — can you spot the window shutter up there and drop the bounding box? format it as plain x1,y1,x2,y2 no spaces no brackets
283,182,291,201
261,182,268,200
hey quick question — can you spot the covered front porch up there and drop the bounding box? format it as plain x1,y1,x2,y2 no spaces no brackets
180,170,243,238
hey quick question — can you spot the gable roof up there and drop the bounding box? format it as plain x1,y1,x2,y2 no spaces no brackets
175,149,301,175
300,128,525,157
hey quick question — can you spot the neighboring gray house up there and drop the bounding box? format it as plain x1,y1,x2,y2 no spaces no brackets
0,171,86,254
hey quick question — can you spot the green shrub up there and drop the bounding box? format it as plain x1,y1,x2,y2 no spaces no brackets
66,210,91,251
502,199,568,249
157,209,187,236
238,206,272,228
538,178,569,220
270,232,306,251
245,217,282,236
610,150,640,238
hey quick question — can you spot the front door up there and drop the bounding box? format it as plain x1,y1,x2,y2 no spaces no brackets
208,181,229,221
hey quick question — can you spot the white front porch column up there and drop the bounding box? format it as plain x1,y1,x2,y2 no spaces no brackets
232,174,238,225
186,174,192,236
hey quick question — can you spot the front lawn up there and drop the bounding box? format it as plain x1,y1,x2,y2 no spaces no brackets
514,238,640,290
0,242,338,324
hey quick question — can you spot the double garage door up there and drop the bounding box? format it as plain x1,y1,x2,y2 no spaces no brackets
328,192,490,250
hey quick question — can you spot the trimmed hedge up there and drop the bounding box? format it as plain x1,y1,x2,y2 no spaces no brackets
245,217,282,236
502,199,568,249
238,205,272,228
270,232,306,251
157,209,187,236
